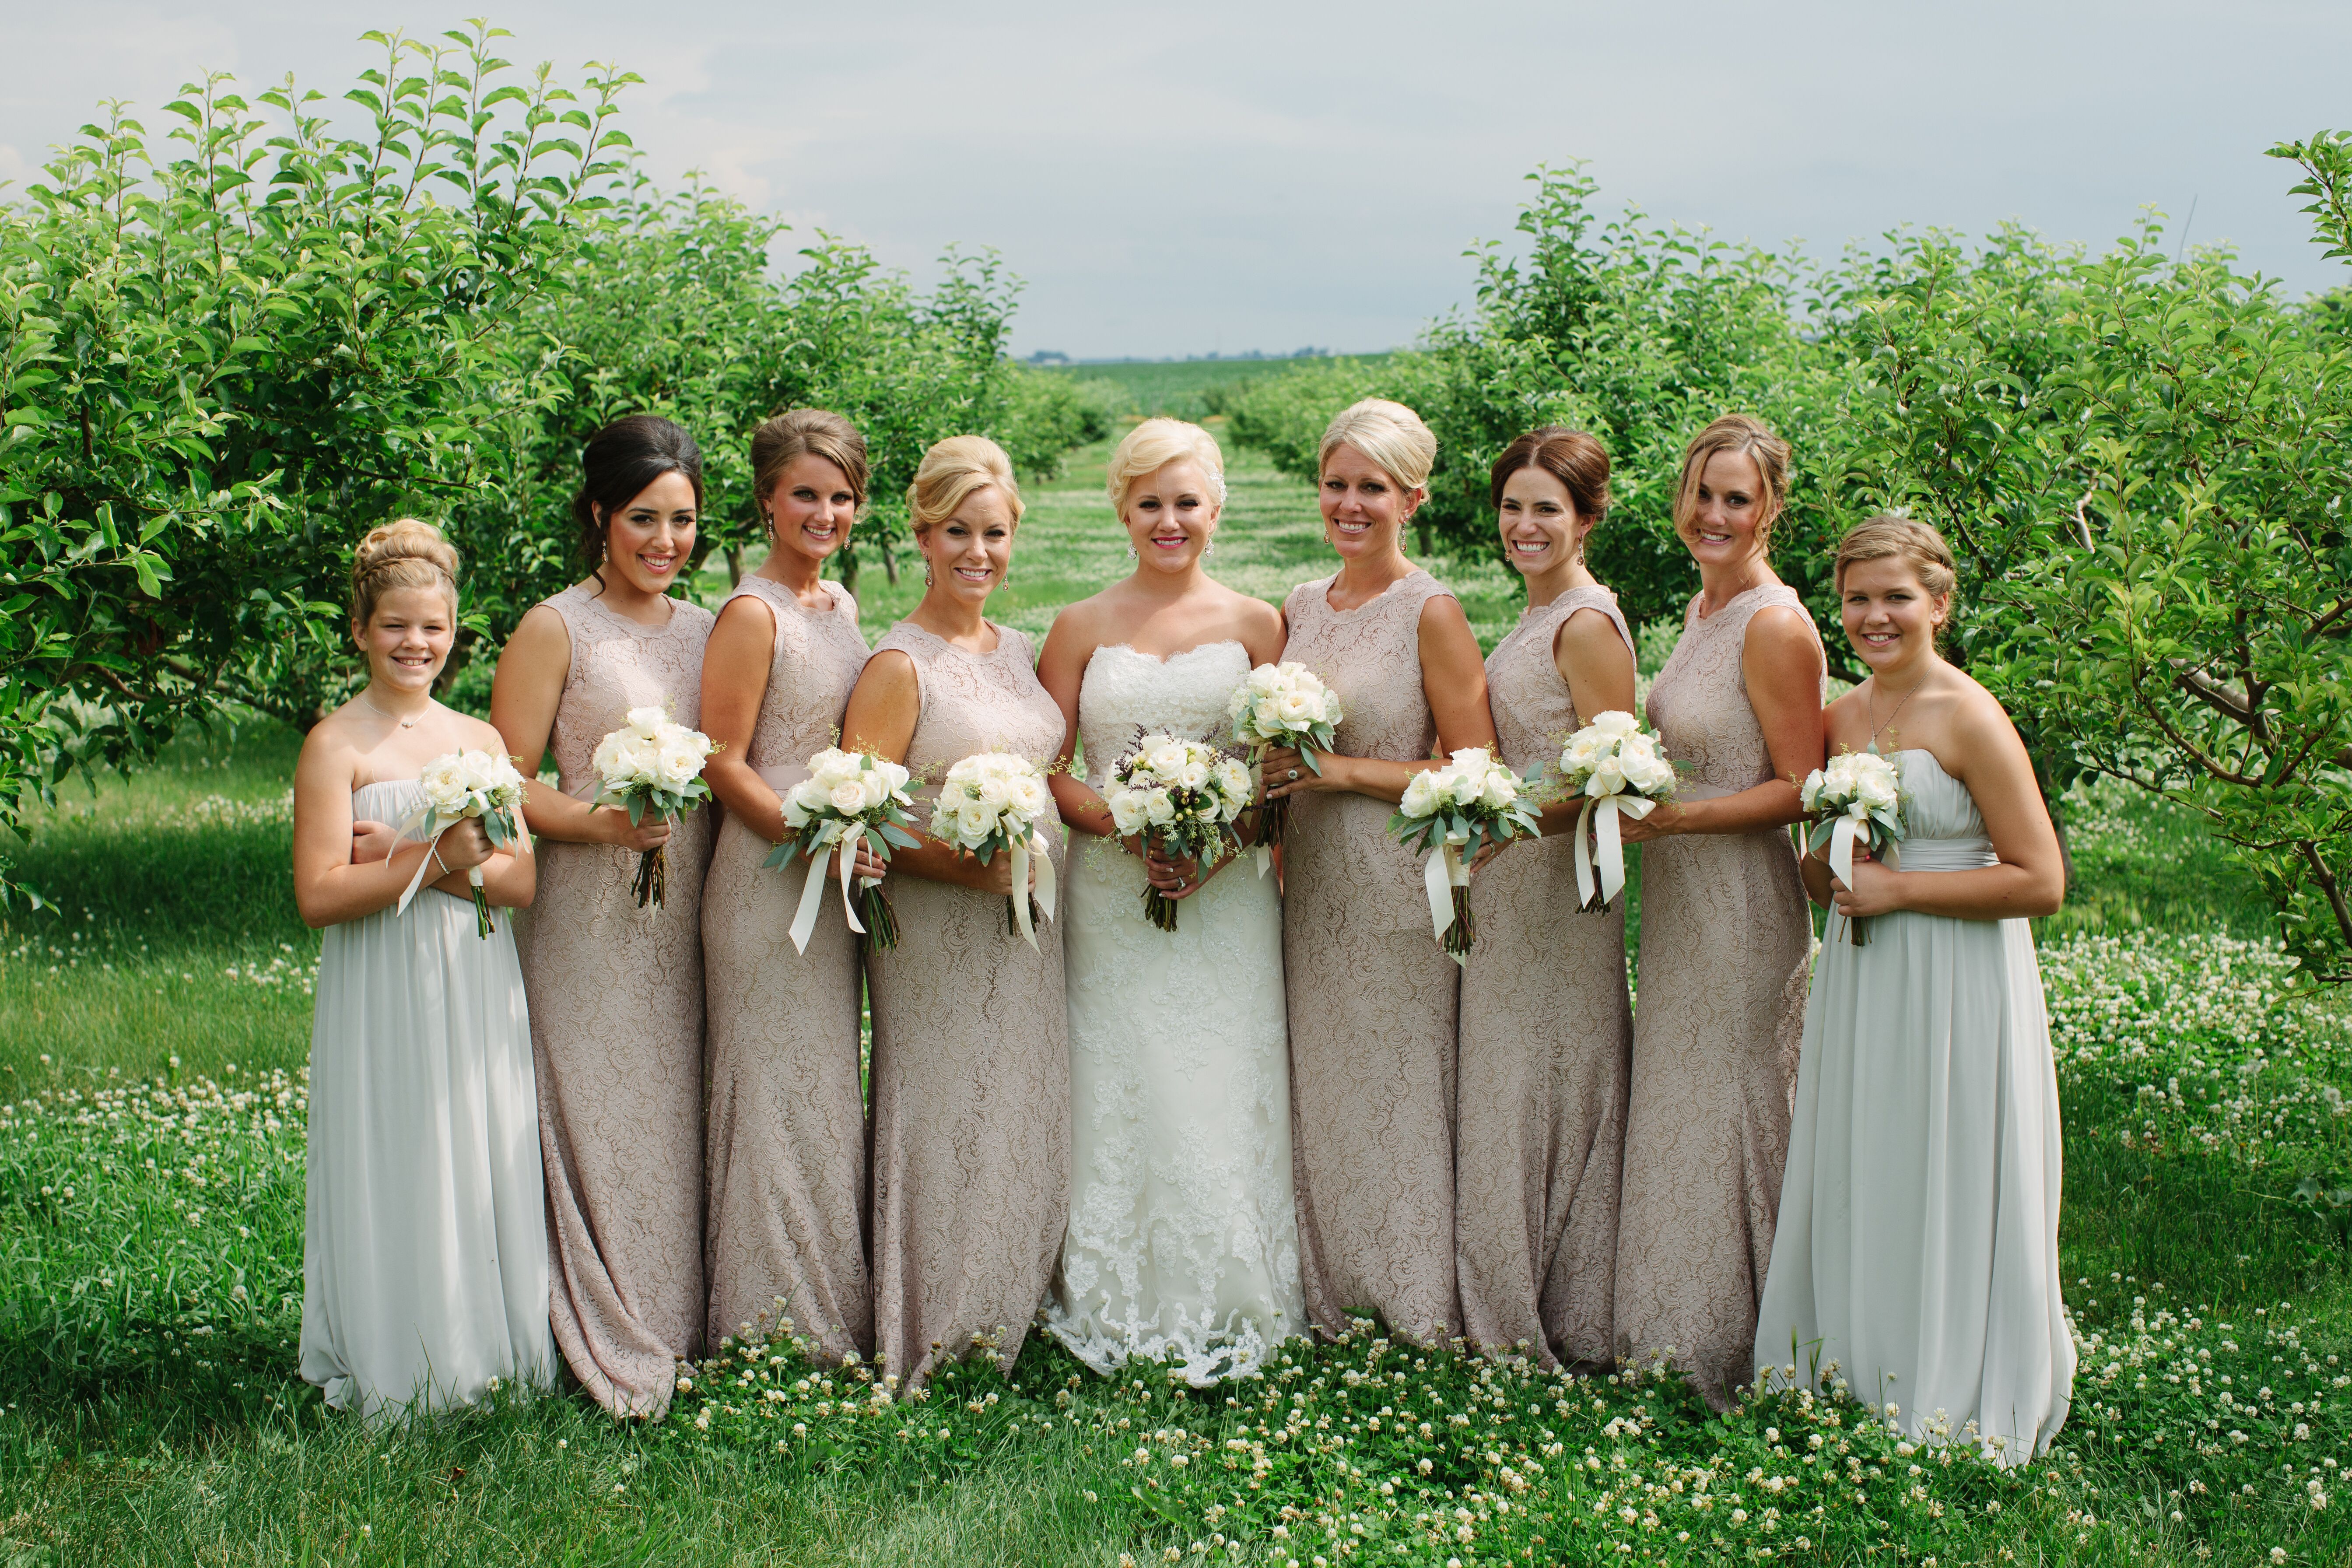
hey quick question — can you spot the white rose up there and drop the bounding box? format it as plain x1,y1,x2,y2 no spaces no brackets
1276,689,1317,724
1590,757,1626,796
1109,793,1149,835
955,801,996,841
973,775,1012,811
827,779,868,814
1145,789,1178,826
1593,710,1639,738
627,705,669,738
1215,758,1252,799
1857,775,1899,812
1400,772,1442,818
1479,770,1516,810
1010,776,1049,817
1449,769,1483,807
1176,759,1211,790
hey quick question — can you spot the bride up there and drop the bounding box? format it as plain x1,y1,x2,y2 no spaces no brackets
1036,417,1304,1384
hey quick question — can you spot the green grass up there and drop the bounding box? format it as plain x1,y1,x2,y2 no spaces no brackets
6,453,2352,1564
1040,357,1392,425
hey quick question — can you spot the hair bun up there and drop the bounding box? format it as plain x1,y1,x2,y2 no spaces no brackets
354,518,460,582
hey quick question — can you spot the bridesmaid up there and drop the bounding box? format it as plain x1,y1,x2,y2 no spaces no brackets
700,409,878,1362
293,520,548,1417
492,415,716,1418
841,435,1071,1391
1756,516,2073,1463
1455,429,1638,1370
1613,414,1826,1408
1261,398,1497,1347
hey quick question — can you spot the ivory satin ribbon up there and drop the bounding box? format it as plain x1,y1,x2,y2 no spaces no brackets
1826,807,1902,888
390,797,526,916
1422,833,1472,965
755,763,886,957
1006,831,1058,951
1571,792,1659,911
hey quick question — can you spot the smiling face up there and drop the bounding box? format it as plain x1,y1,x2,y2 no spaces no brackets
597,470,699,595
1496,464,1590,578
1122,458,1220,573
1840,554,1949,674
766,452,857,566
920,483,1016,607
1678,448,1773,571
352,584,455,695
1320,443,1420,561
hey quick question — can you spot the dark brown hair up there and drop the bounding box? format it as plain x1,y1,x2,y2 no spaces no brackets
571,414,704,582
1488,427,1611,522
751,408,869,523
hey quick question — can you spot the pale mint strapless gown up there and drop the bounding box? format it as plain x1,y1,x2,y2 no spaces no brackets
1043,641,1304,1384
298,780,553,1418
1755,751,2074,1463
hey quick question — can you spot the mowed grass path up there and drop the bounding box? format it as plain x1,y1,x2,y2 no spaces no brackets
3,440,2350,1566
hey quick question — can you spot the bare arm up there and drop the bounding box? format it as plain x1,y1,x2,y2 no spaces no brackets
1826,696,2066,923
841,650,1030,898
1263,594,1499,807
700,596,785,842
1527,607,1643,839
291,723,527,929
1038,604,1117,841
490,604,669,853
1622,606,1823,841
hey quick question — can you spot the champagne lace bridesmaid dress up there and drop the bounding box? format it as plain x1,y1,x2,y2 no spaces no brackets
866,621,1071,1390
1616,583,1822,1407
301,779,551,1419
1044,640,1304,1385
514,582,715,1418
1279,569,1465,1346
700,575,872,1361
1456,586,1635,1368
1756,749,2074,1463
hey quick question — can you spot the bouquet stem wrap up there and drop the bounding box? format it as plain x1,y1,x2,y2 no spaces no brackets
786,822,884,955
1802,748,1911,947
1422,834,1475,963
1825,813,1902,946
1005,831,1058,950
761,757,910,954
392,752,528,940
1572,794,1657,914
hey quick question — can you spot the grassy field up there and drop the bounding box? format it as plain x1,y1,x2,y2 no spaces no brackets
1041,358,1393,425
2,449,2347,1565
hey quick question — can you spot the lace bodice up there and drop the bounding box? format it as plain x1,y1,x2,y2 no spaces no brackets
1280,571,1454,762
723,576,869,773
872,621,1065,821
1076,642,1251,788
540,583,717,794
1644,583,1823,794
1485,586,1634,773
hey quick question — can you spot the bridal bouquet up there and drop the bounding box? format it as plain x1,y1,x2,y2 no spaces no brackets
1103,734,1255,933
1227,662,1344,875
764,746,920,953
1801,749,1909,946
929,752,1059,948
396,749,529,937
1556,710,1678,914
588,706,717,911
1388,748,1542,962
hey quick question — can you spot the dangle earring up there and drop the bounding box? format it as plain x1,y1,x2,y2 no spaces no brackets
1204,533,1216,558
922,553,935,587
1126,545,1138,562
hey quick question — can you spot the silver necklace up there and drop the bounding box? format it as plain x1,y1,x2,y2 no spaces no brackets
360,690,431,730
1866,676,1923,753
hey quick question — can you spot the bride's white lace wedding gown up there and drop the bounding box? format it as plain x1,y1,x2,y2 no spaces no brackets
1044,641,1305,1384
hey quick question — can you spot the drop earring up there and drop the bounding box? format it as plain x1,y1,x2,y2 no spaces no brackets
1126,545,1138,562
1204,535,1216,558
922,557,935,587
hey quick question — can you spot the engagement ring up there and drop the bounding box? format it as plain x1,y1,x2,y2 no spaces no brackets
1287,768,1300,781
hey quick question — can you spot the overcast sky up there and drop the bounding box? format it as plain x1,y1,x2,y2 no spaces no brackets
5,1,2347,358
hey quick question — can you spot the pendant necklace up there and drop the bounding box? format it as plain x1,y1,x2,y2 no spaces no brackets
360,691,431,730
1865,677,1922,755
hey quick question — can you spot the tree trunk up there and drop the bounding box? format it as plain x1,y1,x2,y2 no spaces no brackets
725,545,744,587
837,544,860,598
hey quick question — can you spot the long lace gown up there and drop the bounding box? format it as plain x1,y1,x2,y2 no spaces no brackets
1044,641,1304,1384
1756,750,2073,1463
1279,569,1465,1345
1617,582,1822,1407
1457,587,1636,1368
301,779,552,1418
514,582,715,1419
701,576,872,1360
866,621,1072,1389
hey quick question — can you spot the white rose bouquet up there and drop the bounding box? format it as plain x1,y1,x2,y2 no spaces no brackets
763,746,921,952
396,749,529,938
1226,661,1344,875
1800,748,1910,946
1387,747,1542,962
1556,710,1679,914
588,706,719,911
1102,733,1255,933
928,751,1059,948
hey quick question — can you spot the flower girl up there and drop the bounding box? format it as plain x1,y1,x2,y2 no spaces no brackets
1754,514,2074,1463
290,520,550,1417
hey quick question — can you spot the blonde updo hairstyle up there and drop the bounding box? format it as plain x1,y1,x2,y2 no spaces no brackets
906,435,1024,537
351,519,459,628
1834,513,1959,633
1318,398,1437,496
1672,414,1791,555
1105,417,1227,513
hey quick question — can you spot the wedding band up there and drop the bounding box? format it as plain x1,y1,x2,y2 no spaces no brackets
1287,768,1300,780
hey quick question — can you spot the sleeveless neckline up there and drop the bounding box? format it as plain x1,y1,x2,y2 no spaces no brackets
736,575,848,618
1320,568,1432,619
565,581,697,640
889,619,1016,661
1689,580,1787,624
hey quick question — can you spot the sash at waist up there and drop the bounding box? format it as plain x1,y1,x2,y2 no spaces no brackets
1899,835,1997,872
